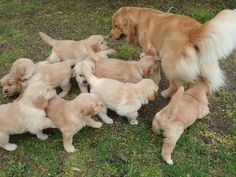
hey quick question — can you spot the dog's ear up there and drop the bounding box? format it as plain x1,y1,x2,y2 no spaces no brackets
12,64,26,80
34,96,48,109
80,105,95,117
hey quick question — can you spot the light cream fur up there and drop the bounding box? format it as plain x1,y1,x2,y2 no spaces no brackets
0,82,56,151
152,79,210,164
10,58,78,97
46,94,103,152
81,60,158,125
73,50,159,93
39,32,109,63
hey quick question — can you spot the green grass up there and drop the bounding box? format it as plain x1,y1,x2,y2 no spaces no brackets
0,0,235,176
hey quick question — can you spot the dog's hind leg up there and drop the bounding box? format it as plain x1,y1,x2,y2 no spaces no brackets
98,106,114,124
161,124,184,165
59,81,71,97
30,118,55,140
161,79,181,98
0,132,17,151
126,112,138,125
62,131,76,153
152,112,162,134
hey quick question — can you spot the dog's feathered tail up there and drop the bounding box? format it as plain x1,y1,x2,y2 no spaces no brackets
81,61,98,86
168,86,184,115
190,9,236,91
39,32,56,46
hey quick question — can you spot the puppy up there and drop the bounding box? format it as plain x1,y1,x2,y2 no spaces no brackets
46,94,103,152
81,60,158,125
110,7,236,97
73,50,159,93
0,74,26,97
39,32,109,63
0,82,56,151
152,79,210,165
10,58,78,97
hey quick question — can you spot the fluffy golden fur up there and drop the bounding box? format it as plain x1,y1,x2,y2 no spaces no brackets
46,94,103,152
10,58,78,97
73,49,159,93
110,7,236,97
81,60,158,125
152,79,210,164
39,32,109,63
0,82,56,151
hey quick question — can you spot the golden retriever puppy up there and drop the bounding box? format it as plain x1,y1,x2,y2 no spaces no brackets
110,7,236,97
46,94,103,152
152,79,210,165
73,50,159,93
10,58,78,97
0,74,26,97
72,49,118,93
81,60,158,125
0,82,56,151
39,32,109,63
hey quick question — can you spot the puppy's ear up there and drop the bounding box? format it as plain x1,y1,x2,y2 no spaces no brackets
80,105,95,117
34,96,48,109
12,64,26,80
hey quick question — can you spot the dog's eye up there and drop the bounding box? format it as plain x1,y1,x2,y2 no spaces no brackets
101,42,103,44
114,25,117,28
79,74,83,77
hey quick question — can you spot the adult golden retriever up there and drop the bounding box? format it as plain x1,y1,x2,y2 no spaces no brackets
110,7,236,97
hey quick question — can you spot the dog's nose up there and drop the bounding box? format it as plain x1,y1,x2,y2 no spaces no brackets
83,80,88,84
3,89,8,94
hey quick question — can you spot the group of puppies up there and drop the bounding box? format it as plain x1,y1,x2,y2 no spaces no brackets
1,7,236,165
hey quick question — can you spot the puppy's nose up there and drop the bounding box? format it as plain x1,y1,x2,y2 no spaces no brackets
3,89,8,94
83,80,88,84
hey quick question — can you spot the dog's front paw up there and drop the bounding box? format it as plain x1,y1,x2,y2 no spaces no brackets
104,117,114,124
166,159,174,165
37,133,48,140
64,145,75,153
4,143,17,151
129,119,138,125
94,122,103,128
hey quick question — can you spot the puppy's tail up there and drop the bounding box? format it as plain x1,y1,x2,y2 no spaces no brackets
81,61,98,86
168,86,184,115
190,9,236,90
39,32,56,46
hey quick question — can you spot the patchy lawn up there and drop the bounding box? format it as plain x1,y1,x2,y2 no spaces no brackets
0,0,235,176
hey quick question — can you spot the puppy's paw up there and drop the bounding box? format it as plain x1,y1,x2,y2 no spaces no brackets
65,145,75,153
37,133,48,140
4,143,17,151
104,118,114,125
161,89,171,98
166,159,174,165
129,119,138,125
59,91,68,98
94,122,103,128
